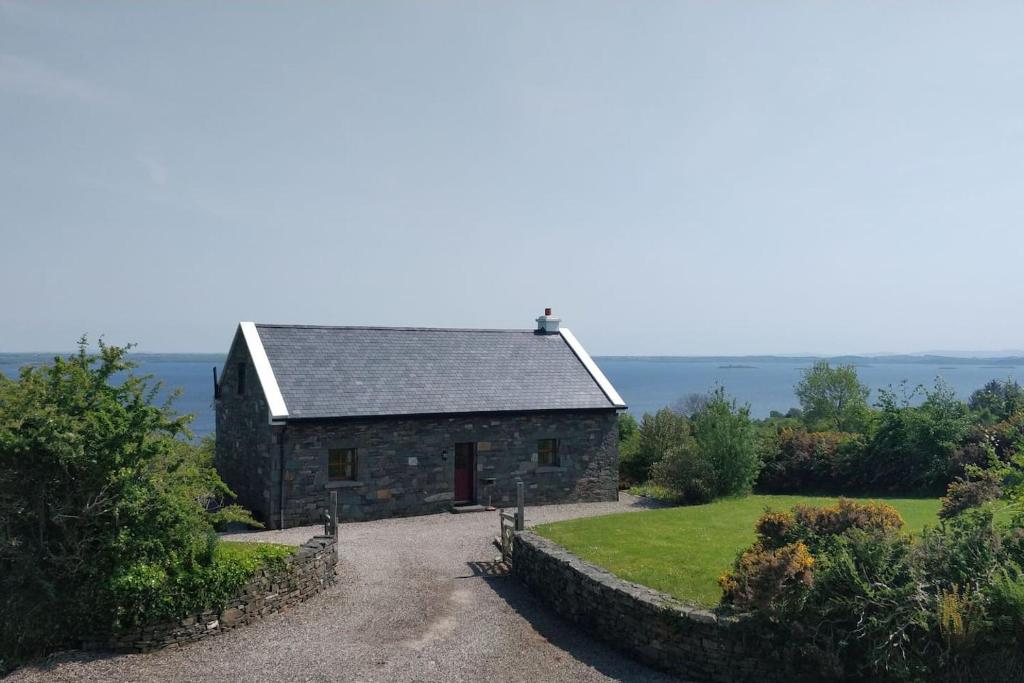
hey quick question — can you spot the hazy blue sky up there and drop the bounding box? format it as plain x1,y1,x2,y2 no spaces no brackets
3,1,1023,355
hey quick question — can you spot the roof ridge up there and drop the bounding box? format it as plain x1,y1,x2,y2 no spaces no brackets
252,323,536,334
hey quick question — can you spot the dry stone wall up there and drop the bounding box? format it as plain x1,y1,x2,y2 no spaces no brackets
513,531,780,683
105,535,337,653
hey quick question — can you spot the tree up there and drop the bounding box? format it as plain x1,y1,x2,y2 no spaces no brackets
692,387,761,497
0,339,254,665
865,380,973,493
794,361,871,432
969,378,1024,424
622,409,694,485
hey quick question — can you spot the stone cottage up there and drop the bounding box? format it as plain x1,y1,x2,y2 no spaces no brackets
214,309,626,528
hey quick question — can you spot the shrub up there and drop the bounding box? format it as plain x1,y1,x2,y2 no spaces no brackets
692,387,761,497
721,500,904,614
940,467,1003,519
0,340,259,665
719,541,814,612
791,498,904,545
969,379,1024,425
757,428,867,493
623,409,694,486
648,444,715,504
804,529,931,680
616,413,642,488
111,541,294,626
864,381,973,494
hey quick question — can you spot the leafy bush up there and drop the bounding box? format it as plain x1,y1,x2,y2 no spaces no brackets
863,380,973,494
621,409,694,486
719,500,904,612
112,541,294,626
802,528,931,680
0,340,261,666
725,500,1024,680
616,412,642,487
643,388,761,503
790,498,904,549
757,428,867,493
692,387,760,497
940,467,1003,519
648,443,715,503
969,379,1024,425
719,541,814,612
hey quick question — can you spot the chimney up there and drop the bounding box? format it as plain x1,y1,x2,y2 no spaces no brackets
535,307,561,334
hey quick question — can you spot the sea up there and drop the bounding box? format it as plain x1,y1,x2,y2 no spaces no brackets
0,353,1019,438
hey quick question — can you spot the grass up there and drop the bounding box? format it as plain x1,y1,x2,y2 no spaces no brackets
217,540,296,567
534,494,942,607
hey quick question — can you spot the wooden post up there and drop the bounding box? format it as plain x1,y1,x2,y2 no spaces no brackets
329,490,339,538
515,480,524,531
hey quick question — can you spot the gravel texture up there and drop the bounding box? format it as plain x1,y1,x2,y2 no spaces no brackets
9,494,680,682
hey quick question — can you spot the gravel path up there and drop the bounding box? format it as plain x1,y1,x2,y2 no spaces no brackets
10,494,680,683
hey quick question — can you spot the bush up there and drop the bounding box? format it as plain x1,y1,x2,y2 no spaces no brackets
803,528,931,679
757,428,867,493
621,409,693,486
0,340,260,666
616,412,641,488
940,467,1003,519
863,381,973,494
790,498,904,548
111,541,294,626
719,541,814,612
644,388,761,503
648,444,715,503
969,379,1024,425
719,500,904,612
725,499,1024,680
692,387,761,497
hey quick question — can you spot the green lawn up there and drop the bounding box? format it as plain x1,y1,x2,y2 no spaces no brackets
534,494,941,607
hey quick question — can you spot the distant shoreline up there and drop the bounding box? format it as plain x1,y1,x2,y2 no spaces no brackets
596,355,1024,366
2,352,1022,367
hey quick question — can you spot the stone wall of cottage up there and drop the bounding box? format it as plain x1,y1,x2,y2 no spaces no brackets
103,536,337,653
215,333,277,526
278,410,619,526
512,531,780,683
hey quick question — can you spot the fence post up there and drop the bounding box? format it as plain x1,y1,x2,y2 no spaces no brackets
515,480,524,531
329,490,339,538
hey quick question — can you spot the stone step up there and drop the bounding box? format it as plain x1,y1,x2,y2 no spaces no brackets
450,504,488,514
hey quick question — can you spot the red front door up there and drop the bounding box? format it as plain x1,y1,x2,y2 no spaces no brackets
454,442,475,503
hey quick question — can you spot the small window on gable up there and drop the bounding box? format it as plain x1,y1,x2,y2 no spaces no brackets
538,438,559,467
329,448,358,481
236,362,246,396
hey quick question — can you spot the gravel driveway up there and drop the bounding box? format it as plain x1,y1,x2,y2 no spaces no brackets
10,494,680,682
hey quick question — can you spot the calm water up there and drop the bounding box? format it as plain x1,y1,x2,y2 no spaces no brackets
1,353,1018,437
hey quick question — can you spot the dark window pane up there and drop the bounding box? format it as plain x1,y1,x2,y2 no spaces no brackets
328,448,357,481
538,439,559,467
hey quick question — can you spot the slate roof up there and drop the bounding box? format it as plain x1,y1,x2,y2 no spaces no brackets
250,324,622,419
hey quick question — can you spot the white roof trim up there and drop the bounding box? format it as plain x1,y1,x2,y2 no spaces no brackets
559,327,627,408
240,321,289,420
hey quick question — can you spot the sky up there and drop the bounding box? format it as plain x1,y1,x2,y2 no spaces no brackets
2,1,1024,356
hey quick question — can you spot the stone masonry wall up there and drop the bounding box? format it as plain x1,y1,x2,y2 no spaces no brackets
279,410,619,526
105,536,337,653
215,333,277,526
513,531,779,683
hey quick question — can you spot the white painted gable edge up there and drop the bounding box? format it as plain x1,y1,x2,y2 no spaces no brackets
559,327,627,408
239,321,289,421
